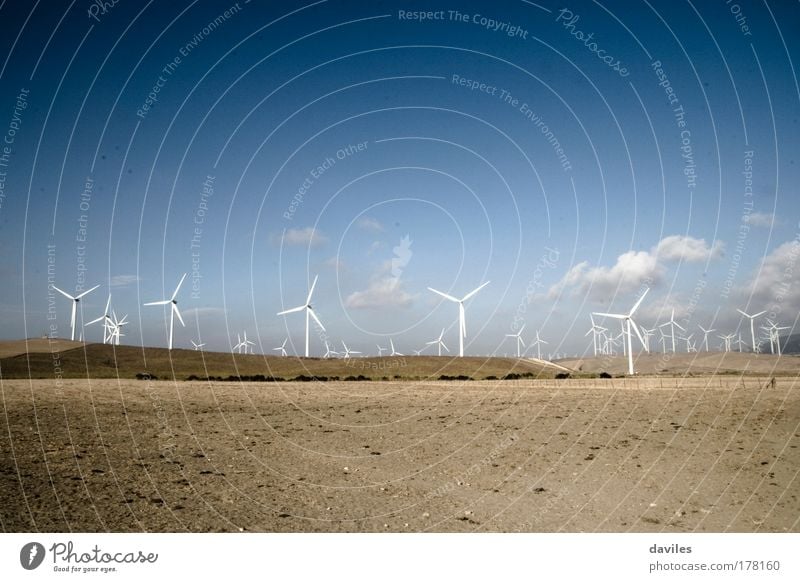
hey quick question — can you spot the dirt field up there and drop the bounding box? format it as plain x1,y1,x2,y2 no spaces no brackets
1,377,798,532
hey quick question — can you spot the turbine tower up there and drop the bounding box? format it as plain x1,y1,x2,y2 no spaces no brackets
143,274,187,350
427,281,490,357
698,324,715,352
505,324,526,358
277,275,325,357
426,328,449,356
530,330,548,360
736,308,766,352
51,284,100,341
273,338,288,356
593,288,649,375
86,294,113,343
658,308,685,353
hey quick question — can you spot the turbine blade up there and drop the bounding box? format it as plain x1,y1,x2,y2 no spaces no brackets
104,294,111,314
673,321,686,331
171,273,187,300
75,284,100,299
736,309,748,317
461,280,490,301
308,308,325,331
173,304,185,327
277,305,305,315
629,287,649,316
86,315,105,325
144,300,170,306
427,287,459,302
51,285,74,300
753,311,766,318
630,319,646,349
306,275,319,304
594,312,625,319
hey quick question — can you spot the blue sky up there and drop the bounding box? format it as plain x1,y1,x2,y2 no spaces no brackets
0,0,798,356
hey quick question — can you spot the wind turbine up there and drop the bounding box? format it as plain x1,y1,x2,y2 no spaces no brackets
585,315,607,357
658,308,685,353
426,328,449,356
697,324,715,352
273,338,288,357
505,324,526,358
241,331,255,354
718,333,735,352
737,308,766,352
190,340,205,351
593,288,649,375
376,344,387,357
86,294,113,343
323,341,336,358
51,284,100,341
427,281,490,357
108,311,127,345
233,333,243,354
277,275,324,357
641,327,656,353
530,331,548,360
340,341,361,359
389,338,403,356
143,274,187,350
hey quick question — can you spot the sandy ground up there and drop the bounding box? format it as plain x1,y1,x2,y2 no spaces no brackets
1,378,798,532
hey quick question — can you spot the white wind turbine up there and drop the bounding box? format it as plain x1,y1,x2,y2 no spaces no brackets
86,294,113,343
585,315,606,357
505,324,526,358
389,338,403,356
190,340,205,351
108,311,128,345
697,324,715,352
324,341,338,358
658,308,685,353
427,281,490,357
241,331,255,355
340,341,361,359
233,333,243,354
273,338,288,357
718,333,735,352
277,275,324,357
144,274,187,350
426,328,449,356
530,330,548,360
51,284,100,341
641,327,656,353
376,344,387,357
737,308,766,352
593,288,649,375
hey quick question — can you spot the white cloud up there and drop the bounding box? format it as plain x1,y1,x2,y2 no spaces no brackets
357,216,384,233
655,235,724,262
739,239,800,313
549,235,723,300
550,251,663,299
745,212,776,228
323,256,346,270
110,275,139,287
276,227,327,247
344,276,416,309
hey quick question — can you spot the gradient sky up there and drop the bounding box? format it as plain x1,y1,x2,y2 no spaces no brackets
0,0,798,356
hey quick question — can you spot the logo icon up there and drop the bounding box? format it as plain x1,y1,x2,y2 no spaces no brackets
20,542,45,570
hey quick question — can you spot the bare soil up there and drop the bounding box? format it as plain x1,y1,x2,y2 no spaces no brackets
1,377,798,532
